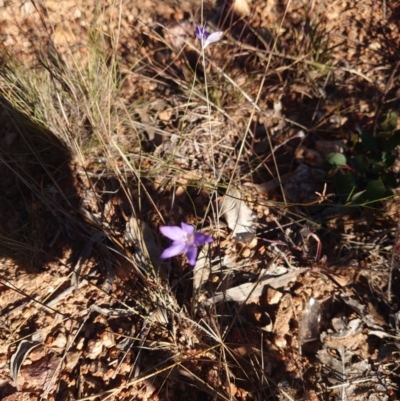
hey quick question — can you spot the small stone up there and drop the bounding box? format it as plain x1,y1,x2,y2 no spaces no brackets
159,109,173,122
368,41,381,51
241,247,251,258
265,288,283,305
273,334,287,348
233,0,250,16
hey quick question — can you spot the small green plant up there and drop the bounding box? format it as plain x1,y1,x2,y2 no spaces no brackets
327,112,400,204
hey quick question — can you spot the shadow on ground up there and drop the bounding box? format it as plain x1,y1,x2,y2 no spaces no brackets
0,97,79,272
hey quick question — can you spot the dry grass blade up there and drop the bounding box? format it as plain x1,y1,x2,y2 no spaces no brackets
10,336,42,389
71,231,106,288
167,366,232,401
192,248,210,294
125,216,161,275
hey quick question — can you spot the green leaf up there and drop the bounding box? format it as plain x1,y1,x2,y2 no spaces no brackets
361,131,378,153
351,132,360,148
381,112,398,131
326,152,347,168
381,151,395,168
354,154,369,173
365,179,386,201
354,141,364,154
381,172,398,189
370,160,384,175
385,130,400,152
334,172,356,198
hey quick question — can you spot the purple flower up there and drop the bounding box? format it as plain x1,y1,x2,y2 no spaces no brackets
160,222,213,266
195,24,223,49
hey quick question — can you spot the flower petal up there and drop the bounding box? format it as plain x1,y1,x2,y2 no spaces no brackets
202,29,210,40
160,225,185,241
203,31,223,49
195,25,202,40
180,222,195,235
160,241,186,259
185,245,198,266
194,232,213,246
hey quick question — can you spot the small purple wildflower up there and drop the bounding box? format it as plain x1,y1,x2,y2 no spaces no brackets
195,24,223,50
160,222,213,266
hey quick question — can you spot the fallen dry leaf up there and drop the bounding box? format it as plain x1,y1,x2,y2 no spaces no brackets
205,268,306,305
219,187,256,242
10,338,42,389
298,298,321,346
